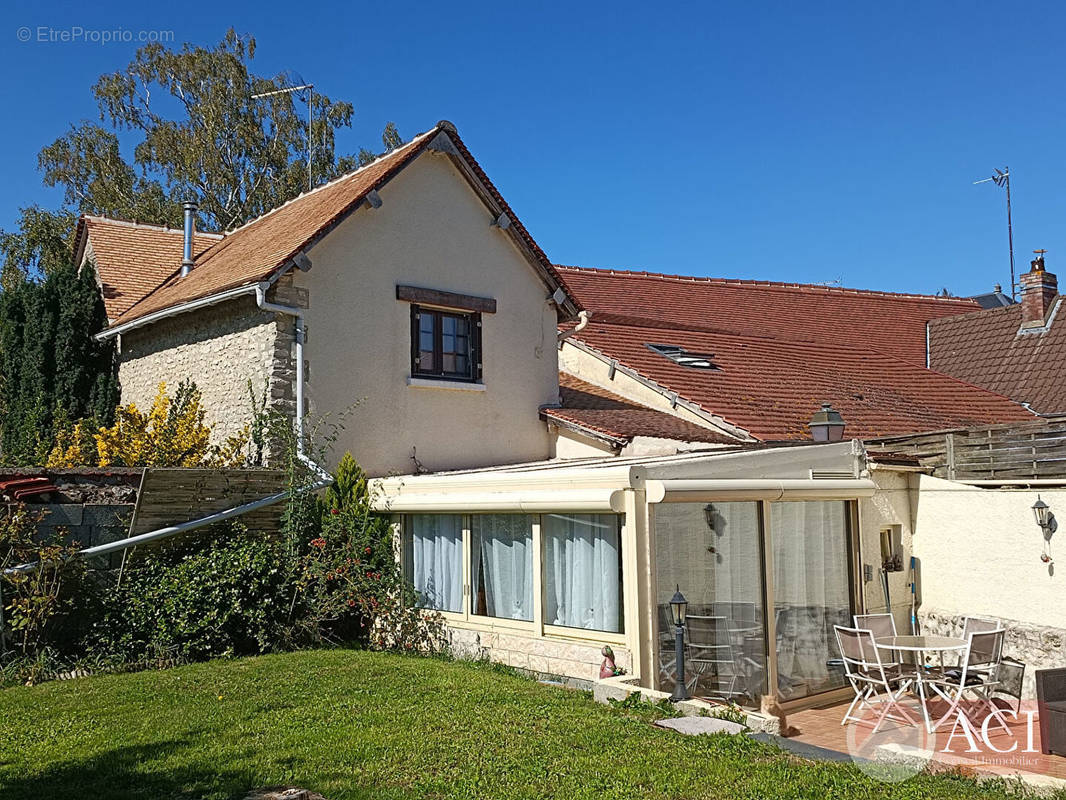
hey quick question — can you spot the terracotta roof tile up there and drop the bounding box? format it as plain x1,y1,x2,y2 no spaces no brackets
543,373,738,445
77,217,222,320
929,300,1066,414
564,315,1031,441
106,122,575,329
557,266,980,367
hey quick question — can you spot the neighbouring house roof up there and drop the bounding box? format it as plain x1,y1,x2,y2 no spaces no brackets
928,300,1066,414
556,266,980,367
970,286,1015,310
90,121,578,331
558,266,1033,440
541,373,740,447
74,217,223,321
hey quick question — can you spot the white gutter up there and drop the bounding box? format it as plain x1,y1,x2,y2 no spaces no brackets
95,284,260,341
254,282,331,483
643,478,877,503
7,279,338,576
557,310,591,345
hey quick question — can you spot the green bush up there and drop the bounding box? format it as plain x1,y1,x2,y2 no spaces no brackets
91,524,293,663
0,505,89,666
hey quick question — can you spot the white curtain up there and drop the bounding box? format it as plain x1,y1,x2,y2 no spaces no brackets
770,501,850,697
471,515,533,620
408,514,463,612
543,514,622,632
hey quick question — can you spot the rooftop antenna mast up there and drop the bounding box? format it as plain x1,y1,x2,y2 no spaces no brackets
252,78,314,192
974,167,1015,299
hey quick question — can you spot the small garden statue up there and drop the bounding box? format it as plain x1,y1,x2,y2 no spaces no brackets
599,645,626,679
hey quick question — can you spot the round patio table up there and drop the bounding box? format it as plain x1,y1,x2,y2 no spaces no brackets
875,635,968,732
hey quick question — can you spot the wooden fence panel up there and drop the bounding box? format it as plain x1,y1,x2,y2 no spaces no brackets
128,468,289,536
867,418,1066,481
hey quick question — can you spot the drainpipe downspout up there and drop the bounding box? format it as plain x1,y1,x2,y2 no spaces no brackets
557,310,591,347
255,282,329,482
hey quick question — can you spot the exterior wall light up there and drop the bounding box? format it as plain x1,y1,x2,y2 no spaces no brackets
1033,495,1055,564
809,402,846,442
669,586,690,702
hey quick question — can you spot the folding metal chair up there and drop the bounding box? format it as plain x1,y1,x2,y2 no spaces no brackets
854,613,900,666
932,628,1011,734
835,625,919,733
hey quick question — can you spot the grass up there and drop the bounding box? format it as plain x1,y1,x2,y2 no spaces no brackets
0,649,1052,799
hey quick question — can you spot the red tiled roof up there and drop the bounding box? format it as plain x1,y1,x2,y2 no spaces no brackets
557,266,980,367
564,317,1032,441
75,217,222,320
929,300,1066,414
107,122,575,329
543,373,739,445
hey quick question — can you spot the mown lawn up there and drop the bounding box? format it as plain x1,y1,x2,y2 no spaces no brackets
0,650,1049,800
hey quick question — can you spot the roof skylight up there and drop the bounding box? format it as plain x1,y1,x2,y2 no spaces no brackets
646,343,719,369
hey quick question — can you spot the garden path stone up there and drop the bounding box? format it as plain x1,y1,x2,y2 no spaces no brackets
654,716,746,736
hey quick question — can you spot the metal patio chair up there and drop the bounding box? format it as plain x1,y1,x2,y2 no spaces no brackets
687,613,742,700
854,612,900,666
931,628,1011,734
835,625,919,733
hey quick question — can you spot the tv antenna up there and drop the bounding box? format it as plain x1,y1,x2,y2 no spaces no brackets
252,74,314,192
973,167,1015,299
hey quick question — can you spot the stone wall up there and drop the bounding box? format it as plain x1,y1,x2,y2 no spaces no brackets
920,609,1065,700
117,287,299,448
447,626,633,686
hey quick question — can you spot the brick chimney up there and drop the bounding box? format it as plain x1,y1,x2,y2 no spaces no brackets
1019,251,1059,330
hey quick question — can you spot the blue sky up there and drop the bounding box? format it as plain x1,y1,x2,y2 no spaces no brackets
2,0,1064,296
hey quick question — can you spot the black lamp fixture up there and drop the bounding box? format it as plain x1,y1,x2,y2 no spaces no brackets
1033,496,1052,532
1033,495,1055,564
809,402,846,443
669,585,690,702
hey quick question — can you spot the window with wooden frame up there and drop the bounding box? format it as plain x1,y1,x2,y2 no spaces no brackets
409,304,483,382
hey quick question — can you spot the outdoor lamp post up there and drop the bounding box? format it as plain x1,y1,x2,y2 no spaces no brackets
809,402,846,442
669,585,690,702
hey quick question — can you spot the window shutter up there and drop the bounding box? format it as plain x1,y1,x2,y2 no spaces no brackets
474,314,483,381
410,305,420,374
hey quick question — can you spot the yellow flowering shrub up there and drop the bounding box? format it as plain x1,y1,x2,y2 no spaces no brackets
46,419,99,468
92,381,248,468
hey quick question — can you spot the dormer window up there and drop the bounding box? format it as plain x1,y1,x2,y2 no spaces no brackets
646,343,719,370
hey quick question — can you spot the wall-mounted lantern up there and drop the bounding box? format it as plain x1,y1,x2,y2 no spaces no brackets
1033,496,1055,563
809,402,846,442
669,585,690,702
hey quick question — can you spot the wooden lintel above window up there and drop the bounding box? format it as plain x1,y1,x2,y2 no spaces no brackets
396,285,497,314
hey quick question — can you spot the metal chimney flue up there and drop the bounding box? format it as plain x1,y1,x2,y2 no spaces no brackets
181,200,198,277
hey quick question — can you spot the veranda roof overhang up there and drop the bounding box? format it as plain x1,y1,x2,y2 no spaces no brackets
370,444,877,514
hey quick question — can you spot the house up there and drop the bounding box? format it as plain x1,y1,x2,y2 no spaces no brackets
83,122,581,476
369,267,1049,714
78,119,1059,713
928,255,1066,415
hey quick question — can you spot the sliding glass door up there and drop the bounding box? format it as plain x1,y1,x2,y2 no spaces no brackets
653,499,856,707
654,502,767,705
770,501,853,701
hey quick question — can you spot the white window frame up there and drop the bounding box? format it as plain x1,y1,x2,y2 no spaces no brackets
400,512,627,645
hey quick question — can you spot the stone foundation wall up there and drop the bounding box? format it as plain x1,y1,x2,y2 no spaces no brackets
921,609,1065,699
447,626,633,685
117,286,300,450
